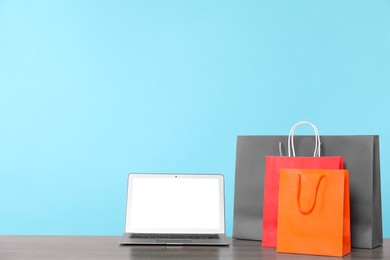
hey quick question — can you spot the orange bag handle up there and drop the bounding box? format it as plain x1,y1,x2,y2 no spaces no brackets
297,174,325,215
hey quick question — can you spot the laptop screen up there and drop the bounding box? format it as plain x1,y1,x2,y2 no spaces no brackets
125,174,225,234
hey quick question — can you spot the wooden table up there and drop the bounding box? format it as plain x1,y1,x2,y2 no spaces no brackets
0,236,388,259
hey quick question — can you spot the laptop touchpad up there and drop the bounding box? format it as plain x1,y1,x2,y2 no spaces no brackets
157,239,192,244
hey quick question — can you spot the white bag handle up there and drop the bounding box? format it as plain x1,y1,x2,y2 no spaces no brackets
287,121,321,157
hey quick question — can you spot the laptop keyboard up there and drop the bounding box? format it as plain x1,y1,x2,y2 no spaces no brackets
130,233,220,239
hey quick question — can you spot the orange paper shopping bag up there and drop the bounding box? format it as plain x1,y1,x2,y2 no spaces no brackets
276,168,351,257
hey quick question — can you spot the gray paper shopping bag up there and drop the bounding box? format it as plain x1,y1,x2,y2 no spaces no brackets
233,135,382,249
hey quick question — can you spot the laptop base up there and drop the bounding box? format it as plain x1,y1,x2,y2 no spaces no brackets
120,233,231,246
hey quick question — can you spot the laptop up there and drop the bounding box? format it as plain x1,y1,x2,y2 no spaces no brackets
120,173,230,245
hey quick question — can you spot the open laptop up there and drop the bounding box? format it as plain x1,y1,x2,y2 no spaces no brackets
120,173,230,245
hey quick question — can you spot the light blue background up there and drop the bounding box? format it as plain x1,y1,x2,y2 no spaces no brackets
0,0,389,237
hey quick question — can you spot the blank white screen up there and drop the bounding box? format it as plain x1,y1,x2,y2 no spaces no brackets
126,176,222,233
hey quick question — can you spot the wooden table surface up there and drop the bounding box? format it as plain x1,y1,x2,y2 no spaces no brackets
0,236,388,259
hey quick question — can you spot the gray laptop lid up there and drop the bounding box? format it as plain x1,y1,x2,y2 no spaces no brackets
125,174,225,234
